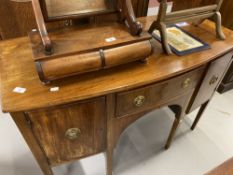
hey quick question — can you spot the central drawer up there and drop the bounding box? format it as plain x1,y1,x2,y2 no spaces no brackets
116,67,205,117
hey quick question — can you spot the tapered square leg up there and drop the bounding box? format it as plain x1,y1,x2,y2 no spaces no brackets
191,101,209,130
106,148,114,175
165,117,182,150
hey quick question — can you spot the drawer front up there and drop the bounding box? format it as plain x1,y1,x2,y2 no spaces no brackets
116,67,205,117
188,52,233,112
26,97,106,165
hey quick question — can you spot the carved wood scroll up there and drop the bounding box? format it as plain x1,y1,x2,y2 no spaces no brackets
149,0,225,55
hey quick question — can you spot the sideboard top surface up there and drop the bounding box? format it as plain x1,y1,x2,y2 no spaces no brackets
1,16,233,113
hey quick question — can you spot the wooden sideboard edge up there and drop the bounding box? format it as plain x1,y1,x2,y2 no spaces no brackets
1,49,233,114
1,17,233,113
0,65,207,113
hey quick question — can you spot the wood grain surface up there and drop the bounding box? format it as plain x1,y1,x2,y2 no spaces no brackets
205,157,233,175
116,66,204,117
0,0,37,39
1,17,233,112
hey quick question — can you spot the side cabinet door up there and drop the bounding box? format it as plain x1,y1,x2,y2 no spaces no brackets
187,52,233,113
26,97,106,166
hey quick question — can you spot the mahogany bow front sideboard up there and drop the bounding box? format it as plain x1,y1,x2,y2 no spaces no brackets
1,16,233,175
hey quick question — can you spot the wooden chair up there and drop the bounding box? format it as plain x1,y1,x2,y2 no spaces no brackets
149,0,225,55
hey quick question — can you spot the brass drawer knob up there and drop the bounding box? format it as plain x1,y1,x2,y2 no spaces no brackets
65,128,81,140
182,78,191,88
134,95,145,107
209,75,219,85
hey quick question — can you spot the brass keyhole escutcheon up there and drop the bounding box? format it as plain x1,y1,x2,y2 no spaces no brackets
209,75,219,85
65,128,81,140
182,78,191,89
134,95,145,107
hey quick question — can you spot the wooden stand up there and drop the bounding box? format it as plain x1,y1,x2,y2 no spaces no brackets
29,24,152,84
31,0,144,55
149,0,225,55
30,0,151,84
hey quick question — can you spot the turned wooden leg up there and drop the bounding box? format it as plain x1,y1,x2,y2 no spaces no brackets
213,12,225,40
11,112,53,175
191,101,209,130
160,23,172,55
149,21,172,55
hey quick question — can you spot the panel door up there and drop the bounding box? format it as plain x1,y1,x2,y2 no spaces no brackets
187,52,233,113
27,97,106,165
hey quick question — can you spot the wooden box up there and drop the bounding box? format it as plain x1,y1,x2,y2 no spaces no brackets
29,0,152,84
30,22,152,84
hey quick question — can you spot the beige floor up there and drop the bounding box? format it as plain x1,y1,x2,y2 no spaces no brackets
0,90,233,175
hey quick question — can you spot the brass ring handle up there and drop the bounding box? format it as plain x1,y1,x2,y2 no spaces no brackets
134,95,145,107
209,75,219,85
65,128,81,140
182,78,191,89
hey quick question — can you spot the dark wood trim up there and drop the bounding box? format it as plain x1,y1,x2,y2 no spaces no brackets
35,61,49,85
